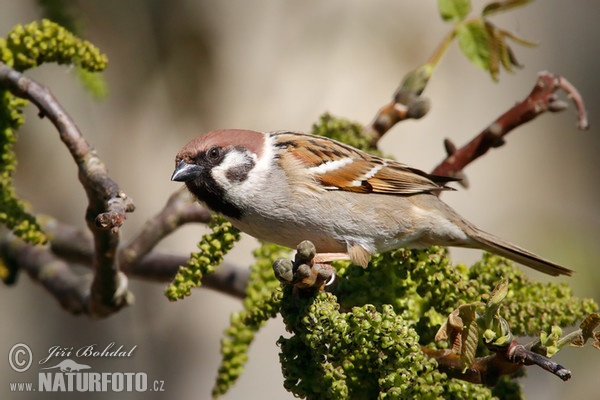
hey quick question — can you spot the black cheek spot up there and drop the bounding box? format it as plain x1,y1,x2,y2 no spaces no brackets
225,159,255,183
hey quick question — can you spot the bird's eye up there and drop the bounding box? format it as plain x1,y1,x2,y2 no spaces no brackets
207,147,222,161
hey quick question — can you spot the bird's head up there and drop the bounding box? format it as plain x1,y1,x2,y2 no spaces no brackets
172,129,266,218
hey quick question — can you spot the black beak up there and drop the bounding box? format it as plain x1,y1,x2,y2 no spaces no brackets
171,161,204,182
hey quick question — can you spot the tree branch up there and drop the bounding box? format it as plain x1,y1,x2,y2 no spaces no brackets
1,233,91,315
431,71,589,184
120,187,211,269
422,339,572,386
363,65,432,145
1,226,248,305
0,61,134,317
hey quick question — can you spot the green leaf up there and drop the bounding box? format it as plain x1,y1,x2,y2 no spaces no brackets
438,0,472,22
456,19,491,71
482,0,533,17
457,304,479,372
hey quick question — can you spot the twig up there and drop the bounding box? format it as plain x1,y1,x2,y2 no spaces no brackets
363,66,432,146
431,71,589,183
1,234,92,315
0,61,134,317
422,338,572,386
41,215,248,298
129,253,249,299
1,227,248,301
120,187,211,269
509,341,571,381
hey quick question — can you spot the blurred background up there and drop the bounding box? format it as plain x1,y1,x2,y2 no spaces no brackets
1,1,599,399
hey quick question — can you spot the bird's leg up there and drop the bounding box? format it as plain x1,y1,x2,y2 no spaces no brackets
272,241,337,289
313,244,371,268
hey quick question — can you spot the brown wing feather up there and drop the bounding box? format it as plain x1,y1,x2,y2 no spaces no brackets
273,131,456,195
366,163,456,195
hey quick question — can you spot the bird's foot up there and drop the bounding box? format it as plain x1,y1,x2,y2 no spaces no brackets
273,240,337,290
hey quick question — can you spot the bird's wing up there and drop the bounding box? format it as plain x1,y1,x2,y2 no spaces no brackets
274,132,455,195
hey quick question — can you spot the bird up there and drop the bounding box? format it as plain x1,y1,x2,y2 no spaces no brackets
171,129,572,276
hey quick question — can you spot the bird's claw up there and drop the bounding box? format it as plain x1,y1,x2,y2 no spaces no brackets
273,240,336,290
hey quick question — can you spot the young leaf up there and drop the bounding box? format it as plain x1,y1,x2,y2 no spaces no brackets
483,0,533,17
438,0,472,22
457,304,479,371
456,19,491,71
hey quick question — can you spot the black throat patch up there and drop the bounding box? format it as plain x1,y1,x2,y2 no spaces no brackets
185,176,243,220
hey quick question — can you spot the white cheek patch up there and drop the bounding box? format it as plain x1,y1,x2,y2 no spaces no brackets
309,158,353,175
212,133,273,198
211,151,257,189
242,133,274,188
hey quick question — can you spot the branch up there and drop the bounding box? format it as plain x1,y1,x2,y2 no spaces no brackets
1,233,92,315
1,226,248,304
422,339,571,386
41,215,248,299
0,61,134,317
363,65,432,146
120,187,211,269
431,71,589,183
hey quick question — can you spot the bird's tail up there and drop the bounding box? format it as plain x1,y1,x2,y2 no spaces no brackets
467,227,573,277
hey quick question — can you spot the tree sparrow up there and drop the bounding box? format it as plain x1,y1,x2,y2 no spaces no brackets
172,129,572,276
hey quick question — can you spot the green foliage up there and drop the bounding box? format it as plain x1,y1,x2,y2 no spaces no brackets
0,19,109,245
212,242,288,397
438,0,472,22
0,90,46,245
436,0,536,81
279,291,445,400
468,254,597,336
2,19,107,72
165,215,240,301
312,113,380,154
274,246,597,399
456,20,491,71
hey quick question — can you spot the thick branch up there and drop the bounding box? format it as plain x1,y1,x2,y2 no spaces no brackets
0,61,134,317
41,216,248,298
1,228,248,302
1,234,91,315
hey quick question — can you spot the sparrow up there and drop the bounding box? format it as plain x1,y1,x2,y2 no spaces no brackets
171,129,572,276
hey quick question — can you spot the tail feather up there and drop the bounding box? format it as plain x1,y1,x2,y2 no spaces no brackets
468,228,573,277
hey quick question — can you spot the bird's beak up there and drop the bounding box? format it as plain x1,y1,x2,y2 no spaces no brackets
171,161,204,182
